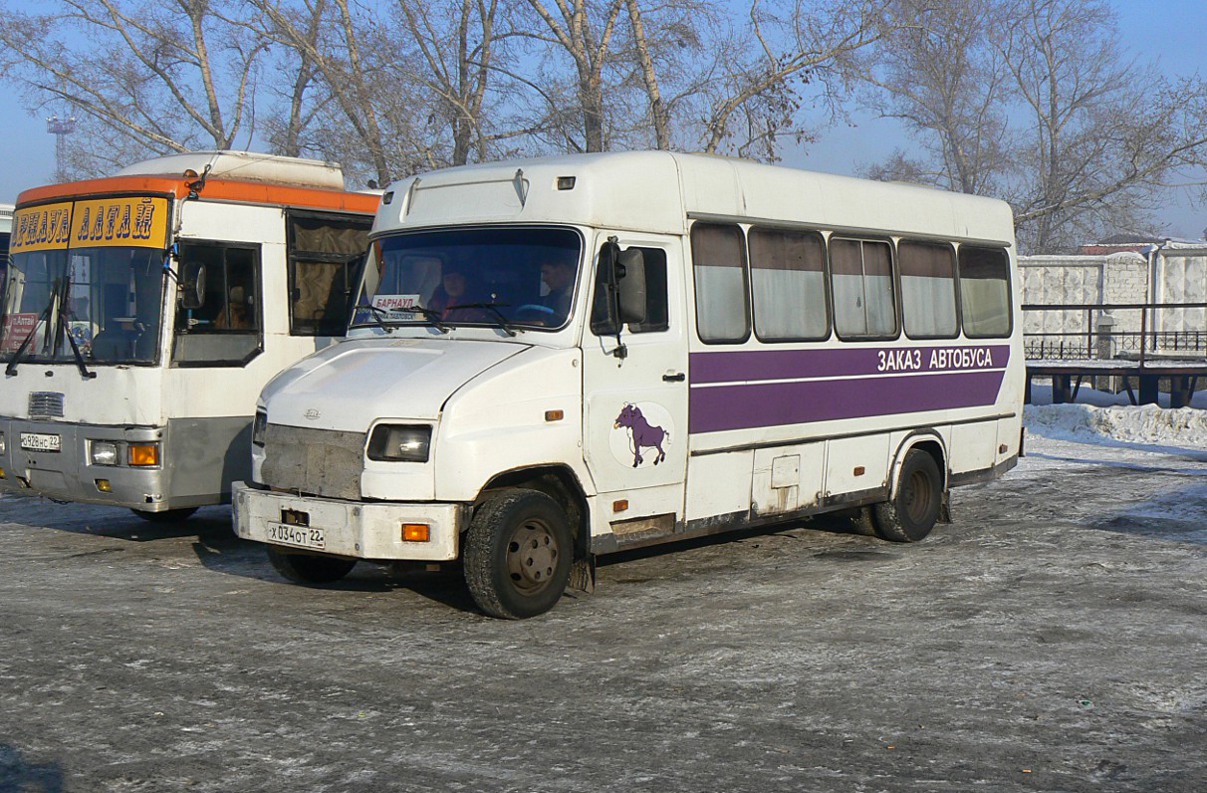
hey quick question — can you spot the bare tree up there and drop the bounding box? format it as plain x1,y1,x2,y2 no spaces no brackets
519,0,626,153
250,0,406,185
1000,0,1207,251
859,0,1011,195
258,0,329,158
694,0,894,160
394,0,503,166
862,0,1207,253
0,0,266,175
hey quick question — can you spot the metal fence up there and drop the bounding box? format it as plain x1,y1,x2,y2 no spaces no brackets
1022,302,1207,365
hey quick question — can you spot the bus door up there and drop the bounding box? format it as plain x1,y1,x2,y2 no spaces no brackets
581,236,688,538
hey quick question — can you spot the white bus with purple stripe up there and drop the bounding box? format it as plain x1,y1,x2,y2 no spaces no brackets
232,151,1023,619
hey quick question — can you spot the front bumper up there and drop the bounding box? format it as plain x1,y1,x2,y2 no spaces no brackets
232,482,464,561
0,419,175,511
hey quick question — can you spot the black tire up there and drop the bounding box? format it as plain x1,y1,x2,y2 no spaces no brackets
266,546,356,585
872,449,943,543
463,489,573,619
131,507,198,523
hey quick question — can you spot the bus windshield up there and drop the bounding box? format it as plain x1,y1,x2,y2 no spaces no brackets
354,226,582,332
1,245,165,365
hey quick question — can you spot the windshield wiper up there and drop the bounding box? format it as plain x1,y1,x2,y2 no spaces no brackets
445,302,519,337
361,303,450,334
59,305,97,380
7,276,97,379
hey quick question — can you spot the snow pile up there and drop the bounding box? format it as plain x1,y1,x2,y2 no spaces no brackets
1025,403,1207,448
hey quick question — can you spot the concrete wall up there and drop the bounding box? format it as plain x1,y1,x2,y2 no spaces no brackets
1019,245,1207,359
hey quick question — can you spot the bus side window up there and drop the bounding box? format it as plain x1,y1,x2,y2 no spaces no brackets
749,226,828,341
287,212,372,337
958,245,1012,338
691,223,749,343
899,239,958,339
831,238,896,339
172,242,262,366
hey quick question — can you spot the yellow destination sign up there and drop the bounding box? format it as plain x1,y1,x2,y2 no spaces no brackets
71,196,169,249
10,202,74,253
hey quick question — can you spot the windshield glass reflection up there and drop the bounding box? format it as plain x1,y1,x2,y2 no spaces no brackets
354,227,582,332
1,246,165,365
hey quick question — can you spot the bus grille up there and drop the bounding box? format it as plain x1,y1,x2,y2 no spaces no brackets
261,424,363,500
28,392,65,419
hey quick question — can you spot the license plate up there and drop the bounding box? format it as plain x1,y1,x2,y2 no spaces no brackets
20,432,61,452
266,521,326,550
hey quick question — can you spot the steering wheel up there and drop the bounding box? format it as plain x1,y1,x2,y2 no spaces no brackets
514,304,559,325
515,304,556,316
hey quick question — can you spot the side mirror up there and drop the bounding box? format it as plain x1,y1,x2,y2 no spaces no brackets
179,262,206,310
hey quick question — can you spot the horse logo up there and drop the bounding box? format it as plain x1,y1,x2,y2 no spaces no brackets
613,403,669,468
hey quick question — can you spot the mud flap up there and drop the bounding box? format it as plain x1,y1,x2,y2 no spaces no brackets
566,555,596,595
939,491,952,524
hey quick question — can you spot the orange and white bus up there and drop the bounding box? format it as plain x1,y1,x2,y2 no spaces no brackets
0,151,377,520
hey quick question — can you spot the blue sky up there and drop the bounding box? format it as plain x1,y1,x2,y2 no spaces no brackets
1,0,1204,237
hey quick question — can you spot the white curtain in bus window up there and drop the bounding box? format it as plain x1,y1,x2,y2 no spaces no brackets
958,245,1012,338
899,239,957,338
832,238,896,338
691,223,749,343
749,227,828,340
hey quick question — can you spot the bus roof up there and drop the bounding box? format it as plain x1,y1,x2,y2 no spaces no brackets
378,151,1014,246
16,151,379,216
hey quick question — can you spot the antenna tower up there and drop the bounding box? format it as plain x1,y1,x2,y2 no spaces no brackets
46,115,77,182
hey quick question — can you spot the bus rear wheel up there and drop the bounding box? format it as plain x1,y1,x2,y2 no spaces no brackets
872,449,943,543
131,507,198,523
266,547,356,585
463,488,572,619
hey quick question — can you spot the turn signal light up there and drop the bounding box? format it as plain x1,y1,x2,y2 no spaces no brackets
128,444,160,467
402,523,430,542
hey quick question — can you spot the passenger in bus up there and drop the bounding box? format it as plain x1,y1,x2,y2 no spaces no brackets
539,254,576,321
216,285,252,330
428,263,485,320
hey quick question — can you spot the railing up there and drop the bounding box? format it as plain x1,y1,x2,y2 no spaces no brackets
1022,302,1207,366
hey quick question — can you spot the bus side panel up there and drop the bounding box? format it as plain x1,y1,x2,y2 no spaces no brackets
165,416,253,507
949,421,999,476
751,443,824,517
685,450,753,522
824,434,890,502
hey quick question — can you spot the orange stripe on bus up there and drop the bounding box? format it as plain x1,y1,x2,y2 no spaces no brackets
17,176,380,215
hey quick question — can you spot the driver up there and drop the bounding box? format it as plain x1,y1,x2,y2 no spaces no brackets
539,254,576,321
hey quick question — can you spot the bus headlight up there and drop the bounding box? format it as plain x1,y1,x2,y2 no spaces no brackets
90,441,119,466
252,409,267,447
0,432,5,455
367,424,431,462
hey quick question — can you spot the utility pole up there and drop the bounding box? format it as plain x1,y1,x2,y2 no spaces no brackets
46,115,77,183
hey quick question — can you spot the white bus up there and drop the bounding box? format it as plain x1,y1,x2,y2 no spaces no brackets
233,151,1023,618
0,203,13,304
0,151,378,520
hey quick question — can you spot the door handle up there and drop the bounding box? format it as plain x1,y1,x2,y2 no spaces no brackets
662,372,686,382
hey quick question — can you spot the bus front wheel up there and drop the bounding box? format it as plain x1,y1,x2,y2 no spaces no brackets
872,449,943,543
463,488,573,619
266,547,356,585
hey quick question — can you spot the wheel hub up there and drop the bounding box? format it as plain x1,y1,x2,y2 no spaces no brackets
506,522,558,593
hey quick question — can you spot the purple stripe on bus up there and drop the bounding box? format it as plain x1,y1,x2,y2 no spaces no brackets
690,344,1011,383
688,370,1006,434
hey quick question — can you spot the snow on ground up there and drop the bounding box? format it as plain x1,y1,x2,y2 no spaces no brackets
1020,385,1207,545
